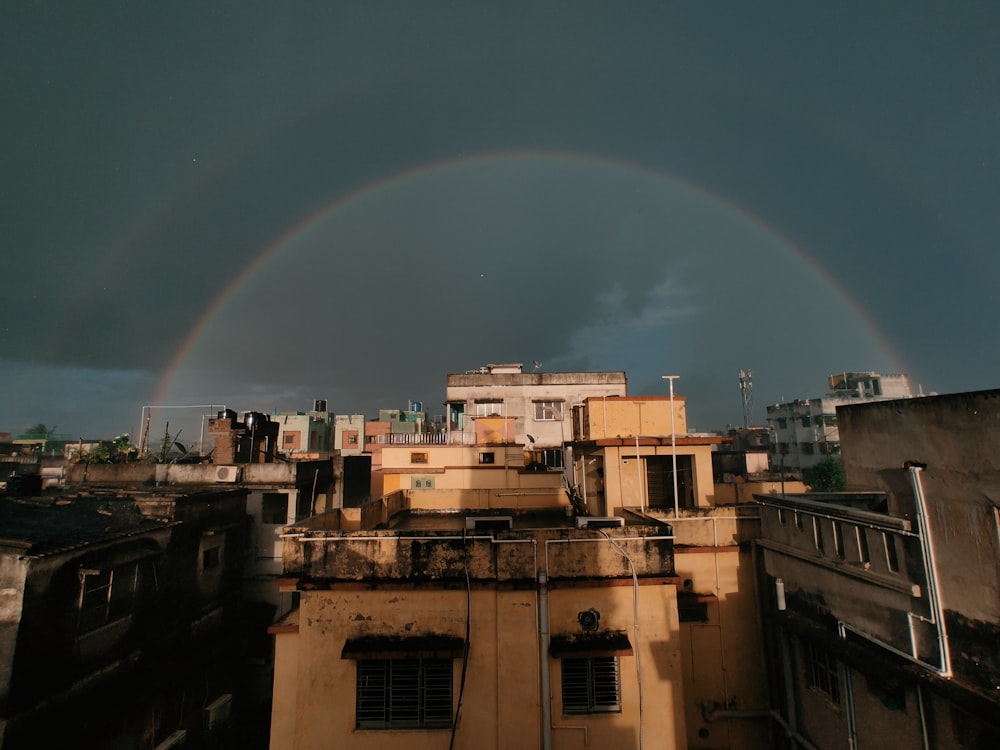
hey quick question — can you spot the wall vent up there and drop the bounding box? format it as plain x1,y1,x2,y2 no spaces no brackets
215,466,241,483
576,516,625,529
154,730,187,750
204,693,233,730
465,515,513,531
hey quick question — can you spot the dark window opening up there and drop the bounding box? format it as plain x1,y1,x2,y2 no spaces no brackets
804,642,841,705
262,492,288,524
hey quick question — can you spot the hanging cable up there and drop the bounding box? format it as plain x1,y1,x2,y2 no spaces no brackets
450,528,473,750
600,530,644,750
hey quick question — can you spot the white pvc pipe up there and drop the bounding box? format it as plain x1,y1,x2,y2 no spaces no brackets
538,569,552,750
907,465,952,676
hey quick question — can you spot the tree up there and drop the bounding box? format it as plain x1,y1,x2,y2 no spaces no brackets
803,457,845,492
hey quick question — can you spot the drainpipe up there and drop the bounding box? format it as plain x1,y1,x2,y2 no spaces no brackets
843,665,858,750
907,464,952,676
538,570,552,750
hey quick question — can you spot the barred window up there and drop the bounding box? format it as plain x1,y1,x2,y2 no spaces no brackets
561,657,621,714
356,658,453,729
803,642,841,705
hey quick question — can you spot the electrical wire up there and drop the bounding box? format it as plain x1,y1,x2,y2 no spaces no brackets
449,529,473,750
600,530,644,750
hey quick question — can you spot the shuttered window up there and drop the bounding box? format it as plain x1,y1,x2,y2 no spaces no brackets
561,657,621,714
356,658,453,729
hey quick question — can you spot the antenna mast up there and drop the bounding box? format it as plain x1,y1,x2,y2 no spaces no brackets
738,368,754,428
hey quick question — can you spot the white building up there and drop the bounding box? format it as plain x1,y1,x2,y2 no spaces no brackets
766,372,913,471
445,363,628,469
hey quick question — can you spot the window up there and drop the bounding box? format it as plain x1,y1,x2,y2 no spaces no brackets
262,492,288,524
356,659,453,729
346,432,359,445
801,416,811,427
832,522,845,558
479,451,495,464
776,418,788,429
856,527,870,564
812,517,824,552
475,401,503,417
534,400,564,421
202,545,220,570
411,477,435,489
801,443,815,455
882,531,899,572
803,642,841,705
410,452,428,464
561,657,621,714
78,563,138,634
540,448,564,469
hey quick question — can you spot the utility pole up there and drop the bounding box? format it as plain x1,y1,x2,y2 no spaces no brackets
662,375,680,516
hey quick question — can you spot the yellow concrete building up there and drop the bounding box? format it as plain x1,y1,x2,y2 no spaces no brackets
268,390,775,750
570,395,772,750
269,412,691,748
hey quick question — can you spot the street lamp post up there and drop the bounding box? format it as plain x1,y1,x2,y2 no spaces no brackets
662,375,680,516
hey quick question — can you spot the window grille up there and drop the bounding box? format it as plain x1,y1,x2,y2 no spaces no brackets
356,658,453,729
803,642,841,705
561,657,621,714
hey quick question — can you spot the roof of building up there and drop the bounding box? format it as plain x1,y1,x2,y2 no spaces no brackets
0,495,176,557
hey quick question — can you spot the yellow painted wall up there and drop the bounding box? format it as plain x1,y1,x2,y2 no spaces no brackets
597,443,716,512
582,396,687,439
273,581,687,750
673,549,770,750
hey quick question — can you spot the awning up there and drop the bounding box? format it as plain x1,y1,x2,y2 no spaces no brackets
549,632,633,658
341,634,466,660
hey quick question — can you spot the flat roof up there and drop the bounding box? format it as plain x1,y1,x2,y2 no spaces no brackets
0,496,176,557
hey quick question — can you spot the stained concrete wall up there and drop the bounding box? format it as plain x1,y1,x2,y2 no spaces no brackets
838,390,1000,696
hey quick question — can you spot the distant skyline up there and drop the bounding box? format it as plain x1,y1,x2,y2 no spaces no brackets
3,3,998,439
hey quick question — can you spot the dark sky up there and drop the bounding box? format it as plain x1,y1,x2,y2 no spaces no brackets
3,2,998,441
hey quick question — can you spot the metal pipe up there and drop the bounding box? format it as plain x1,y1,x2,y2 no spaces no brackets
662,376,680,516
907,465,952,675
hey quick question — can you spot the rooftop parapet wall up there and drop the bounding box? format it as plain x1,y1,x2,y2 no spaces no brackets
446,371,627,388
281,525,674,584
65,460,325,488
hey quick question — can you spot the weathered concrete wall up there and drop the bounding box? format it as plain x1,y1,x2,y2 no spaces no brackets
838,390,1000,695
284,527,674,584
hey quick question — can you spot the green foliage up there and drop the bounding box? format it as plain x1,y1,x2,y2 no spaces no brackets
73,444,111,464
803,457,846,492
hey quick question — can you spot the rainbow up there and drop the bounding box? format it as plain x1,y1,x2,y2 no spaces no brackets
152,149,907,404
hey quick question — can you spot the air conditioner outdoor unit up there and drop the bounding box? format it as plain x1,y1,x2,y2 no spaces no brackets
576,516,625,529
215,466,241,483
465,515,513,531
204,693,233,730
154,730,187,750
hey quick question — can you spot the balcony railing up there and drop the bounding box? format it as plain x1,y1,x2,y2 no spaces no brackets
376,432,475,446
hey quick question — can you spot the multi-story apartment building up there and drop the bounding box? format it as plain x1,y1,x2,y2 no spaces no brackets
569,394,771,750
754,390,1000,749
268,438,688,749
765,372,913,471
445,363,628,470
0,487,246,749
